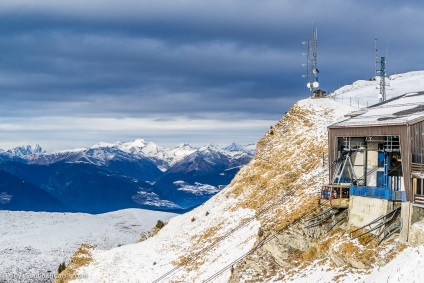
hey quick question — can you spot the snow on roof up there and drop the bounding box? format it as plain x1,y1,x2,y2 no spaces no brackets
330,91,424,127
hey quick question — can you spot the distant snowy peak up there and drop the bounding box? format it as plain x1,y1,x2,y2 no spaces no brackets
122,138,148,148
170,143,196,153
6,144,45,157
90,139,148,150
223,143,256,153
110,139,196,169
175,143,193,149
199,144,221,153
167,142,255,175
90,139,165,157
165,144,197,165
117,139,151,153
33,144,44,154
90,141,116,149
224,143,244,152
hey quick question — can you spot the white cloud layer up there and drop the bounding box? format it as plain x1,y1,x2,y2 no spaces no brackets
0,116,274,150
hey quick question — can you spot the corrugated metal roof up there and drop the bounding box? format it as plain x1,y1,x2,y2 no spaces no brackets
331,91,424,127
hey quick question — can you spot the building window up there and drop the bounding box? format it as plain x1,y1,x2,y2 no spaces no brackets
414,178,424,205
417,178,423,196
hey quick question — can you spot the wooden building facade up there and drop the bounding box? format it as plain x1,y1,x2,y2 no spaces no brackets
328,92,424,205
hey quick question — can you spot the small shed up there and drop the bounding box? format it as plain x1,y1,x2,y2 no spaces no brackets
312,89,326,98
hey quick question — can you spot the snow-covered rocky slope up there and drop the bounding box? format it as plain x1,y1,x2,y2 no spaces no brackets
0,209,175,283
65,97,352,283
66,71,424,282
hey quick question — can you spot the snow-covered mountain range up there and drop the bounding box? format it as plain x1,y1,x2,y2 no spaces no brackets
0,140,255,213
1,139,254,170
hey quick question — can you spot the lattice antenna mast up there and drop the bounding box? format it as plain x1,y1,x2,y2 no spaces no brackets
311,24,318,85
375,39,388,102
378,56,387,102
302,22,319,96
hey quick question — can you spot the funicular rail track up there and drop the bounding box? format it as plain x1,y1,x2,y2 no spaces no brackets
305,207,347,229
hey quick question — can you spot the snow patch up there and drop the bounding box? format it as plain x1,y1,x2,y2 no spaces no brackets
174,181,220,195
364,246,424,283
132,191,181,208
0,192,12,204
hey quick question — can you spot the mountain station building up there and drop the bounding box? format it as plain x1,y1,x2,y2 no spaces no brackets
326,91,424,245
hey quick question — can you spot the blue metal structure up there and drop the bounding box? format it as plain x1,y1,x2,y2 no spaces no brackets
350,186,405,201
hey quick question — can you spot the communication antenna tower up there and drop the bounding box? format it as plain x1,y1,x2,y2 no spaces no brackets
302,22,319,96
374,39,378,78
377,56,387,102
375,40,388,102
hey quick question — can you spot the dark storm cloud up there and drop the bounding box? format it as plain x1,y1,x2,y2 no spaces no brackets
1,0,424,149
0,29,296,118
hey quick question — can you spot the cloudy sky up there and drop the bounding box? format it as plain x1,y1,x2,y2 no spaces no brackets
1,0,424,150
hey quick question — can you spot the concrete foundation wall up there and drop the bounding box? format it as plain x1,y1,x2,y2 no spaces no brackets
348,196,391,231
408,204,424,246
399,202,410,243
410,204,424,224
347,198,424,245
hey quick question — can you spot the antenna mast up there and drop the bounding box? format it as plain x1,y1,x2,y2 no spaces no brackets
375,39,388,102
374,39,378,78
377,56,387,102
303,22,319,96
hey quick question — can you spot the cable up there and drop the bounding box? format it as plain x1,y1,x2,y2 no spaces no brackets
152,121,332,283
155,148,399,282
205,155,397,282
152,164,333,283
203,192,327,283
